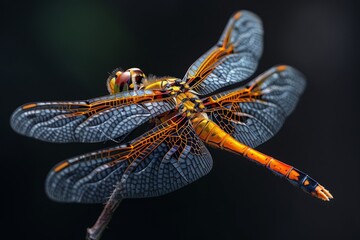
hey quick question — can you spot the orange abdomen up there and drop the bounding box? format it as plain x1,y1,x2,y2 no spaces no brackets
190,116,323,198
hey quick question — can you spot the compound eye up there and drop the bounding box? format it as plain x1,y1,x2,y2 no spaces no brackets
134,74,144,85
115,71,132,91
131,69,144,84
116,71,130,85
127,68,146,89
106,70,123,94
115,71,122,78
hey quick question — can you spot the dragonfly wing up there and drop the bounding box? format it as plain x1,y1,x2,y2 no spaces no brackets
203,65,306,148
183,10,263,95
46,114,213,203
10,90,175,143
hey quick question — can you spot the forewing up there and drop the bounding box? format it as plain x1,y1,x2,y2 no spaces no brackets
183,10,263,95
10,90,175,143
203,65,306,148
46,114,213,203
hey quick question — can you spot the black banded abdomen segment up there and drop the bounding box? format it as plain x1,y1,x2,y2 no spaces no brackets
10,90,175,143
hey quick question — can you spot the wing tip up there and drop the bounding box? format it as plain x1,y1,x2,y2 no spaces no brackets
53,161,70,172
22,103,37,110
275,65,307,93
276,65,288,72
233,10,262,23
45,163,76,203
10,104,31,135
233,11,242,20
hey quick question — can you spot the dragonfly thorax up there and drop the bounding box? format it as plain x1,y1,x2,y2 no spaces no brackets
144,77,190,94
176,92,205,117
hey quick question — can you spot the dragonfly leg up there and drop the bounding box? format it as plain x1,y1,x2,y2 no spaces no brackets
86,186,123,240
191,116,333,201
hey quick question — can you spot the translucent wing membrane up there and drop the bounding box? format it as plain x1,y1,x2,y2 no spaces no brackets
203,66,306,148
46,114,213,203
183,10,263,95
10,90,175,143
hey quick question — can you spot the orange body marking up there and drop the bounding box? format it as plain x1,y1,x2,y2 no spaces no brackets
191,116,332,201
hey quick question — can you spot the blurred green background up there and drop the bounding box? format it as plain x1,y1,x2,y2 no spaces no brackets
1,0,359,240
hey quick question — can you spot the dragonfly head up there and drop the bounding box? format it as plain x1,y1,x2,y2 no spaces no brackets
107,68,148,94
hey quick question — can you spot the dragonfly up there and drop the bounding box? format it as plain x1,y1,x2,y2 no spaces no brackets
10,10,333,240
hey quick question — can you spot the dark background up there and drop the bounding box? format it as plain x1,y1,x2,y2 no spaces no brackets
1,0,359,239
